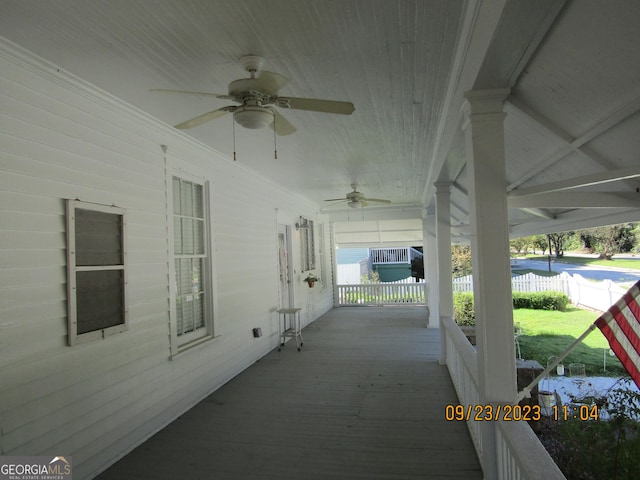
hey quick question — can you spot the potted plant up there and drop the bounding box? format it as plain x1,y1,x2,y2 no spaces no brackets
304,274,319,288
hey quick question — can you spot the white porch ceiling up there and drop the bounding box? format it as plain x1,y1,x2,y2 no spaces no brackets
1,0,639,245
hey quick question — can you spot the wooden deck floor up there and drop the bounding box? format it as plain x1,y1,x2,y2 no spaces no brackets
96,307,482,479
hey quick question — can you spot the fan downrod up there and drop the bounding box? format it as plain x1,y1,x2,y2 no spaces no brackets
240,55,264,77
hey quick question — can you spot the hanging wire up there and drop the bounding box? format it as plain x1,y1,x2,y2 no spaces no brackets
273,110,278,160
232,116,237,161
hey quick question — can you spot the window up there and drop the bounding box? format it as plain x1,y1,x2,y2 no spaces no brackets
66,200,127,345
299,217,315,272
171,175,212,350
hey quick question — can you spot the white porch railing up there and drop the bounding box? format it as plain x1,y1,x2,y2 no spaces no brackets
337,282,426,305
370,247,410,264
442,316,566,479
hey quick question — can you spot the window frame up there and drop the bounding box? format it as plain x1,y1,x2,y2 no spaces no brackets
299,217,315,272
169,173,214,355
317,222,326,289
66,200,128,346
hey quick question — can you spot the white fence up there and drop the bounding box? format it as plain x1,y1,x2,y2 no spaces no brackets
563,273,627,312
337,282,427,306
337,263,367,284
337,271,628,310
452,272,627,312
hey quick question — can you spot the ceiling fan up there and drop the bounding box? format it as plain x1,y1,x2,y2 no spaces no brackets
152,55,355,136
325,184,391,208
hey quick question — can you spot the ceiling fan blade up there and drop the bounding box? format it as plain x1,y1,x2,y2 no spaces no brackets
174,106,236,129
280,97,355,115
363,198,391,204
150,88,232,100
324,198,347,202
254,71,289,96
270,109,296,136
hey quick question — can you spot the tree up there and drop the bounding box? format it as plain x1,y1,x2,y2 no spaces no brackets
583,224,636,259
510,234,551,255
510,237,528,254
531,235,548,255
547,233,565,258
451,245,472,278
633,224,640,254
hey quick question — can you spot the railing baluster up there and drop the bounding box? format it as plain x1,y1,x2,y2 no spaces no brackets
337,282,427,306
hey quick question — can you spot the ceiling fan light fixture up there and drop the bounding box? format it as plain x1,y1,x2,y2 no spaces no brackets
233,106,273,129
348,200,361,208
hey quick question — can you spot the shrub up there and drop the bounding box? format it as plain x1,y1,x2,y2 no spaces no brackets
512,291,569,311
453,290,569,325
453,292,475,325
542,379,640,479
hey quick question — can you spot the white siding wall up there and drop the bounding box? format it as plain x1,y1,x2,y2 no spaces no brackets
0,40,332,478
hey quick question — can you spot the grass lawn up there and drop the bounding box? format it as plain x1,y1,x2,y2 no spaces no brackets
514,307,626,377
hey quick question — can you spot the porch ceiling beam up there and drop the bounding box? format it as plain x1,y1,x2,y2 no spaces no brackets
333,223,423,233
325,204,423,222
505,97,640,191
335,229,423,236
450,199,468,222
422,0,509,205
510,207,640,238
509,166,640,197
426,0,568,205
451,224,470,234
518,207,556,220
474,0,569,89
452,180,468,197
508,192,640,209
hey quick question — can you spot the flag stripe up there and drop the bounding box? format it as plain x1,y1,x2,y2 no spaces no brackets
597,314,640,387
613,301,640,357
595,281,640,389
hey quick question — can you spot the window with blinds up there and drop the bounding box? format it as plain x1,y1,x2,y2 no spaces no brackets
66,200,127,345
172,176,211,348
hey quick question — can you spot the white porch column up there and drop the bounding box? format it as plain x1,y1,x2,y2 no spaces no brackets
424,212,439,329
463,88,515,480
435,183,454,365
462,88,516,404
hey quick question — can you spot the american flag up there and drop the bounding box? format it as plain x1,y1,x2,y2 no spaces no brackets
595,280,640,389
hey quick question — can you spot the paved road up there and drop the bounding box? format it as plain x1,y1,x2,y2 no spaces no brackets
512,258,640,284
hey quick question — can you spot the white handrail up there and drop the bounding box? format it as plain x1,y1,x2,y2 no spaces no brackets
442,316,482,459
441,316,566,480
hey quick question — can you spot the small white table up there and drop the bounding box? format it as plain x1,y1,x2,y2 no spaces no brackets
277,308,303,352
